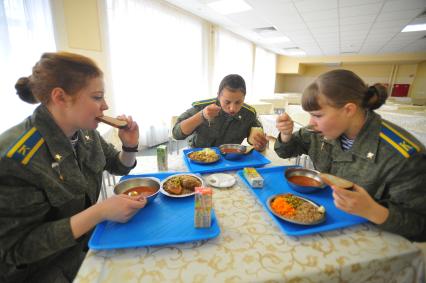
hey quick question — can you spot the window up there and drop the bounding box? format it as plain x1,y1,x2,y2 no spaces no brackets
106,0,208,146
252,46,276,100
213,28,254,96
0,0,56,133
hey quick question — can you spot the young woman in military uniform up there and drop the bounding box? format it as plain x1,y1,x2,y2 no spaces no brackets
172,74,268,151
274,69,426,241
0,52,147,282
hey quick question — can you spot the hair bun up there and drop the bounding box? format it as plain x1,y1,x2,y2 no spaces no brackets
365,84,388,110
15,77,38,104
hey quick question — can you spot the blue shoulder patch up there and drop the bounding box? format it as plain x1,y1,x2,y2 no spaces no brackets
379,121,420,158
242,103,256,114
192,98,217,107
6,127,44,165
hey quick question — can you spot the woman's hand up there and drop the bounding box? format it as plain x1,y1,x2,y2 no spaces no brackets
331,184,389,224
117,115,139,147
276,113,294,142
249,132,268,151
202,103,221,120
97,194,147,223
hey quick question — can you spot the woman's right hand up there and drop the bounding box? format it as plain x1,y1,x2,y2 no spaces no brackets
202,103,221,120
97,194,147,223
276,113,294,142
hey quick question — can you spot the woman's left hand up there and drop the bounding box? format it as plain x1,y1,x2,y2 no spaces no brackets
331,183,389,224
117,115,139,147
250,132,268,151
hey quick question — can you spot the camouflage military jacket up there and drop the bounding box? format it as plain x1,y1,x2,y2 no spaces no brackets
0,105,134,282
172,98,262,148
274,111,426,241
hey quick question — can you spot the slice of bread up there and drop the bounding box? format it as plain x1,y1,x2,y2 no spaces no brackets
319,173,354,189
96,116,128,129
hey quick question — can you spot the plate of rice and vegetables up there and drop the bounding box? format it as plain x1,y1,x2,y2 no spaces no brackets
187,148,221,164
267,193,326,225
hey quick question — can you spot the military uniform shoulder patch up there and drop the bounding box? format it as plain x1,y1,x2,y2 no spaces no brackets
6,127,44,165
379,121,420,158
192,98,217,107
242,103,256,115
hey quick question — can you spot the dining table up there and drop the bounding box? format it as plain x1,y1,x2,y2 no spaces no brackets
74,147,425,283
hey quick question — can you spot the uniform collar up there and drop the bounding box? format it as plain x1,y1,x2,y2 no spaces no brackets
31,105,77,163
349,111,381,162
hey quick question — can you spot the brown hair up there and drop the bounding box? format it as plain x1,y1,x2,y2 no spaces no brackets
15,52,103,105
217,74,246,95
302,69,388,111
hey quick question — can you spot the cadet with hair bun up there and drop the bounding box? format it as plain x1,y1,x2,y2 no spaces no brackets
0,52,146,282
274,69,426,241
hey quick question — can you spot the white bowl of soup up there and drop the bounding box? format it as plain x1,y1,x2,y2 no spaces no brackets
114,177,161,203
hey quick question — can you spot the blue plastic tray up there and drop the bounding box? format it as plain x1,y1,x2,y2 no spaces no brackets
237,166,367,236
89,172,221,250
183,147,270,173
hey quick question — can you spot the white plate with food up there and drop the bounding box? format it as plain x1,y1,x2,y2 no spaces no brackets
160,173,204,198
187,148,221,164
205,173,236,188
267,193,326,225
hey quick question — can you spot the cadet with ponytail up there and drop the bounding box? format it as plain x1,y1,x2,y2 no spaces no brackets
274,69,426,241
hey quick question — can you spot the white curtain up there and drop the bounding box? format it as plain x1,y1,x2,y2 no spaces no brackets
252,46,276,100
105,0,207,147
213,28,254,97
0,0,56,133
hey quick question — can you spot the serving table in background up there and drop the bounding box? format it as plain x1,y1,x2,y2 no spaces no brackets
75,148,425,283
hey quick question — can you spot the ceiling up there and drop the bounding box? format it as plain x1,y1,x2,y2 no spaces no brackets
163,0,426,57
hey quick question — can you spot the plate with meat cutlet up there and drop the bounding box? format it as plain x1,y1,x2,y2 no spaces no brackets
160,173,204,198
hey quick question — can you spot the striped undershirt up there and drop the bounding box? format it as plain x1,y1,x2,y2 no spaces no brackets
70,132,79,149
340,134,354,151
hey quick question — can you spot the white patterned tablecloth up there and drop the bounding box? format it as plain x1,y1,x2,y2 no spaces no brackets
75,152,425,283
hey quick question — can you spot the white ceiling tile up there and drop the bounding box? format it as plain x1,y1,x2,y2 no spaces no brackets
340,14,376,25
382,0,426,12
372,20,411,29
376,10,421,22
294,0,338,12
340,23,372,32
339,3,383,18
339,0,384,8
301,9,338,22
310,26,339,34
305,18,338,28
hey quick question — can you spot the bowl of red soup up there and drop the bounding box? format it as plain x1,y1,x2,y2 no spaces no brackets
114,177,161,203
284,168,326,194
219,144,247,160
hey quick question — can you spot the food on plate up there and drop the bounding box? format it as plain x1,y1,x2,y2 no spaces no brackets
270,194,325,224
288,175,322,187
163,175,202,195
123,186,158,197
319,173,354,189
188,148,219,163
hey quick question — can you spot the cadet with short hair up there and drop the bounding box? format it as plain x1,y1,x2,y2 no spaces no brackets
172,74,268,151
0,52,146,282
274,69,426,241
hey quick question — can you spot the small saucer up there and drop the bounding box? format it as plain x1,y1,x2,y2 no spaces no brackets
206,173,236,188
